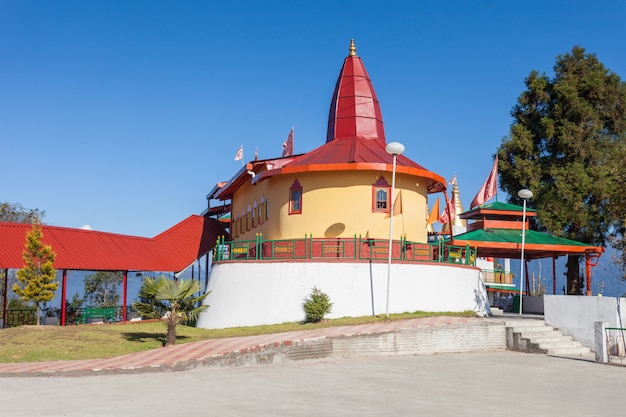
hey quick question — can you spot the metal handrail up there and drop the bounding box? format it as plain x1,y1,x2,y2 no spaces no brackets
213,235,476,266
605,327,626,365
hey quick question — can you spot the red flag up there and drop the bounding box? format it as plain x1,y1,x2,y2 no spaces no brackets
234,145,243,161
470,156,498,209
282,127,294,157
439,177,457,224
439,191,455,224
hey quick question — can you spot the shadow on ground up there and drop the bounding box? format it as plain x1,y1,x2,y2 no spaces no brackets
122,332,191,346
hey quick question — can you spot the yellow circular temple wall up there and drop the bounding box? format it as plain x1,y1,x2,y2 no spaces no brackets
231,170,429,243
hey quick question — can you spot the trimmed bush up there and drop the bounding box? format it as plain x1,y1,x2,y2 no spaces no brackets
303,286,333,323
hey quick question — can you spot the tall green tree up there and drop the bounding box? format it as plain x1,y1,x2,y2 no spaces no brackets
606,139,626,278
13,222,59,325
83,271,123,308
132,276,209,346
498,46,626,294
0,202,45,224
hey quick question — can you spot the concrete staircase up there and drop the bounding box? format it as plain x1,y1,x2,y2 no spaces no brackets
504,318,592,356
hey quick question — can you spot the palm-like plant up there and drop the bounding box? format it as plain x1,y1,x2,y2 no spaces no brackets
132,276,210,346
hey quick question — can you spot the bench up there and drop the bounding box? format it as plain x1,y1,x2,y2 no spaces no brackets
76,307,118,324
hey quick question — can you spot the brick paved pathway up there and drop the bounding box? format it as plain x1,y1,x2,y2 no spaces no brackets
0,316,482,376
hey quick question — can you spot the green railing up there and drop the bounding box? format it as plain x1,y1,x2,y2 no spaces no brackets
482,269,515,285
213,234,476,266
3,309,37,327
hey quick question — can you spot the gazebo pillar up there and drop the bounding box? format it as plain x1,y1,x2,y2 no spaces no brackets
61,269,67,326
585,253,601,296
2,268,7,329
552,256,556,295
123,271,128,322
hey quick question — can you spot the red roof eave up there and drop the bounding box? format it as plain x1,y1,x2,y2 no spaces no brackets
252,162,447,194
455,239,604,259
0,216,227,273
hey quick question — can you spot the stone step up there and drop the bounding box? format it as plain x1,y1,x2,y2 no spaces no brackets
505,318,591,356
490,307,504,316
517,329,564,339
511,324,556,332
530,335,573,343
547,346,592,356
503,319,546,327
538,340,583,350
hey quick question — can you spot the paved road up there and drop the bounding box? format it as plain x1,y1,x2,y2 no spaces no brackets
1,351,623,417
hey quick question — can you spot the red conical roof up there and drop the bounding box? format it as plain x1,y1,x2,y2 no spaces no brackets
326,39,386,145
237,40,447,195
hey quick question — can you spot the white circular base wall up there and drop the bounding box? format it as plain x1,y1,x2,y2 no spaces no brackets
196,261,490,330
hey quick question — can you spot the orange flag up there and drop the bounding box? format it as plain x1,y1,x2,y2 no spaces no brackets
392,190,402,215
427,197,440,225
385,190,403,218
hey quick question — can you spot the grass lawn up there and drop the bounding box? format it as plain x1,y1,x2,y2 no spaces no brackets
0,311,476,363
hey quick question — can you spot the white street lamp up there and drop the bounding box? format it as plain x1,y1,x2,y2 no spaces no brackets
385,141,405,318
518,188,533,315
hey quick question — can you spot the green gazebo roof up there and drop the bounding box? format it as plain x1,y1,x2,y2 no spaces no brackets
452,228,602,259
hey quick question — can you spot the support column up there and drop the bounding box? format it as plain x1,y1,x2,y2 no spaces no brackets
594,321,608,363
585,255,592,296
552,257,556,295
2,269,8,329
204,252,210,293
61,269,67,326
585,253,601,296
123,271,128,322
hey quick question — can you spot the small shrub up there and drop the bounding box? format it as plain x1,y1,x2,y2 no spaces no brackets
303,286,333,323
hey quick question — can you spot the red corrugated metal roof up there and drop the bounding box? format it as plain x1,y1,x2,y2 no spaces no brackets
0,215,227,272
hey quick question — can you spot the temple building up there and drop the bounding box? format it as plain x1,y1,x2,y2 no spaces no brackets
209,40,446,244
197,40,490,329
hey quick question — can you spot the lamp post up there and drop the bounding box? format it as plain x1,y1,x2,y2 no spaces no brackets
385,141,405,318
518,188,533,315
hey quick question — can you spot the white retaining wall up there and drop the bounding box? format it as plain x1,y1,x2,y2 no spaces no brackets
544,295,626,349
197,261,490,329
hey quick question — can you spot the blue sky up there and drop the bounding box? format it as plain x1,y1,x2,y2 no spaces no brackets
2,0,626,238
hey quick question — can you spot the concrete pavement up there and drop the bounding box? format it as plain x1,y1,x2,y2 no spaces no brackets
0,351,623,417
0,316,623,416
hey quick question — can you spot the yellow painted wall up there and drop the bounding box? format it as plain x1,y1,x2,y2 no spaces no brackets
231,170,429,243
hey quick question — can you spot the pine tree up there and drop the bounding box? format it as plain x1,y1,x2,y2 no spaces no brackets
13,222,58,325
498,46,626,294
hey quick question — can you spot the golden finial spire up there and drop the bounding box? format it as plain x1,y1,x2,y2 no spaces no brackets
452,179,467,228
349,39,357,56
